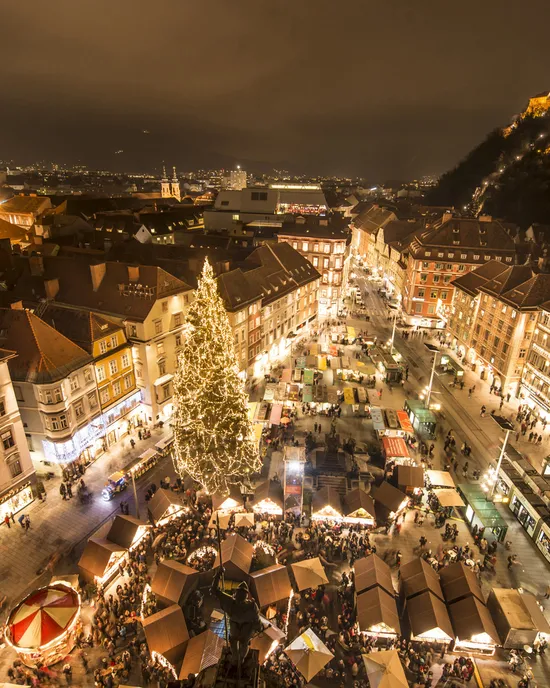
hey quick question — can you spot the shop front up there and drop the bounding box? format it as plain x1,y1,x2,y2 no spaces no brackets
534,518,550,564
0,479,35,523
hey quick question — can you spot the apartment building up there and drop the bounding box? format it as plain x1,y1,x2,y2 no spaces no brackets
2,256,193,423
402,215,517,328
0,195,52,228
276,216,350,317
0,349,36,523
41,307,140,448
0,307,103,474
448,262,550,394
521,303,550,420
350,204,397,266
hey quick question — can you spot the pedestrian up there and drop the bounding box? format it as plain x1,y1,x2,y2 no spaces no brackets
18,513,25,528
507,393,511,403
66,482,73,499
544,584,550,599
379,388,383,400
500,398,504,410
24,515,30,532
419,535,427,549
60,483,67,500
62,662,72,685
138,429,142,440
80,651,89,673
10,512,14,523
4,514,10,529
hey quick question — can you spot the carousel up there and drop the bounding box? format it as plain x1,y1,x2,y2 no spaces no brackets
5,582,81,668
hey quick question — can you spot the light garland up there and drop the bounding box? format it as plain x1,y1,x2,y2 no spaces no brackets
151,650,178,680
186,545,218,570
254,540,277,560
140,583,152,622
284,589,294,637
172,258,262,494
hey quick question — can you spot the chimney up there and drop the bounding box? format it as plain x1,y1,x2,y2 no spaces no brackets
29,255,44,277
90,263,106,291
127,265,140,282
44,278,59,300
479,214,492,223
10,300,23,310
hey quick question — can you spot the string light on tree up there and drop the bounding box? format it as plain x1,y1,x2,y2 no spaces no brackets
172,258,261,495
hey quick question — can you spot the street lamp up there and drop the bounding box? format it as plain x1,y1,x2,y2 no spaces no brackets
424,343,440,410
388,307,398,353
486,414,515,501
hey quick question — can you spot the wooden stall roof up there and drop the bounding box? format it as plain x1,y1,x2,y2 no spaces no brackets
439,562,484,604
344,488,376,518
426,470,456,488
433,489,465,508
354,554,395,597
371,481,407,514
148,488,186,524
213,533,254,576
142,604,189,665
212,484,244,512
357,587,401,635
106,514,149,549
400,558,444,601
178,630,224,679
249,564,292,607
396,466,424,488
151,560,199,606
251,480,284,509
449,596,500,644
521,593,550,636
291,557,329,591
312,486,343,515
407,591,454,641
78,538,126,578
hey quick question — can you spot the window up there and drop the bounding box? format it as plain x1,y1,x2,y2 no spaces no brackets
433,275,440,283
312,257,319,267
428,304,436,314
109,360,118,375
418,289,425,298
425,251,431,257
420,274,428,283
484,256,490,261
1,430,14,450
430,290,438,299
323,258,329,268
436,263,443,270
84,368,93,383
174,312,182,327
113,381,122,396
7,456,22,478
70,376,79,392
97,366,105,382
494,336,500,348
292,242,298,250
506,257,512,262
100,340,108,354
444,275,451,283
415,303,423,313
324,244,330,254
519,349,526,358
232,213,239,221
302,242,309,252
458,265,465,272
156,341,165,356
0,399,5,417
74,401,84,419
124,374,133,390
128,324,137,337
422,262,429,269
121,353,130,368
221,200,229,206
162,301,168,313
13,385,23,402
441,291,448,300
158,360,167,376
59,414,68,429
313,243,319,252
446,264,453,270
251,191,267,201
461,254,467,259
473,254,480,260
100,389,110,404
154,320,162,335
511,311,517,320
87,392,98,409
162,382,171,400
26,434,33,452
175,334,182,347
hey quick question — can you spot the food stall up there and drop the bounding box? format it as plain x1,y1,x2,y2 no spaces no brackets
382,437,413,467
356,587,401,640
448,596,499,655
521,592,550,642
311,485,343,522
213,533,253,582
400,558,444,603
251,622,286,663
107,514,150,550
249,564,292,609
407,591,454,644
404,400,437,439
487,588,539,649
147,488,187,526
291,558,329,591
251,480,284,517
78,537,127,584
439,562,484,605
151,560,200,608
458,483,508,542
371,409,414,439
433,489,465,508
343,488,376,526
212,484,245,513
142,604,189,668
395,466,424,494
425,470,456,489
371,481,408,522
354,554,395,596
178,630,224,680
5,582,81,668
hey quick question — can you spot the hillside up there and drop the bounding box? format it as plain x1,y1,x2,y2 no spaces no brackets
426,100,550,228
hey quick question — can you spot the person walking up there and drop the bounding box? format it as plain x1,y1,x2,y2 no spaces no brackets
60,483,67,500
18,513,25,528
66,482,73,499
24,515,31,532
62,663,72,685
4,514,10,529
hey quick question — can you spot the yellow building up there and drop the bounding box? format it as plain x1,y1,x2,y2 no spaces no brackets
41,306,141,448
524,91,550,118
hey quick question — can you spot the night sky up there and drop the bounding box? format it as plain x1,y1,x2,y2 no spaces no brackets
3,0,550,180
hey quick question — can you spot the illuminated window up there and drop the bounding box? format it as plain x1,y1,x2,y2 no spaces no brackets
110,335,118,347
113,381,122,396
97,366,106,382
122,353,130,368
100,340,108,354
1,429,14,450
109,360,118,375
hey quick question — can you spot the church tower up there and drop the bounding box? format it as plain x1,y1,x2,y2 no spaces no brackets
160,166,171,198
170,166,181,202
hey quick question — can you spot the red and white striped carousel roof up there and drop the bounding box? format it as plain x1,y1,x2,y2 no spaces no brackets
8,584,79,649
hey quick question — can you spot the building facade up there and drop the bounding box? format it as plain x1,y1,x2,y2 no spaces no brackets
521,304,550,421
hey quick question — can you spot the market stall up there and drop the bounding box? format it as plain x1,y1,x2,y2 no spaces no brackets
395,466,424,494
521,592,550,642
354,554,395,597
425,470,456,489
487,588,539,649
291,557,329,591
343,488,376,526
5,582,81,668
433,489,465,508
106,514,150,550
142,604,189,667
439,562,484,604
404,400,437,439
251,480,284,516
284,628,334,683
147,488,187,526
78,537,127,584
382,437,412,467
363,649,408,688
213,533,253,582
407,591,454,643
371,481,408,521
356,587,401,639
212,484,245,513
399,558,444,603
178,630,224,680
234,512,255,528
251,622,286,663
311,485,343,521
151,560,200,608
448,596,499,655
249,564,292,609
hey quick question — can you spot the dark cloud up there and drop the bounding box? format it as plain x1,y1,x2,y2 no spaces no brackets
2,0,550,178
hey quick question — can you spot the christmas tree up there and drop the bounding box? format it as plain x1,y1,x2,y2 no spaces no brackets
172,258,261,494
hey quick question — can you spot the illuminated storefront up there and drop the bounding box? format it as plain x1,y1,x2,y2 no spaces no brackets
0,481,34,522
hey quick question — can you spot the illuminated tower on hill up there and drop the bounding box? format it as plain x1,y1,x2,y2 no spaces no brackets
160,166,171,198
171,166,181,202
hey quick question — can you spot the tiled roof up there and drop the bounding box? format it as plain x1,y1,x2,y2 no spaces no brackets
0,308,92,382
500,273,550,309
412,217,516,255
479,265,534,297
40,305,121,354
0,196,51,215
352,205,396,235
277,216,350,239
451,261,513,297
382,220,422,246
217,269,263,312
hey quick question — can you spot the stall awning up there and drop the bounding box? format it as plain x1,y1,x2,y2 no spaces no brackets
372,481,408,515
249,564,292,607
397,411,414,434
396,465,424,488
357,587,401,635
449,596,499,645
354,554,395,596
179,630,224,680
400,558,444,601
303,369,315,385
434,489,465,508
263,384,277,401
330,357,341,370
143,605,189,667
312,486,343,518
356,387,367,403
382,436,410,459
371,407,385,431
269,403,283,426
343,387,356,405
426,470,456,488
327,386,340,404
281,369,292,383
344,489,376,520
148,488,186,524
439,562,484,604
319,356,328,370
